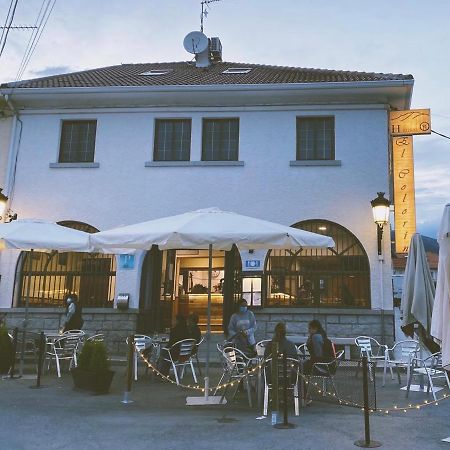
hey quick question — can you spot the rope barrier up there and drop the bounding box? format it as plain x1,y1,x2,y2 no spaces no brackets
134,344,450,414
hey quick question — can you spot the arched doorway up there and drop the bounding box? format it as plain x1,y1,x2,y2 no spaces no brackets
265,220,370,308
138,246,242,334
13,221,117,308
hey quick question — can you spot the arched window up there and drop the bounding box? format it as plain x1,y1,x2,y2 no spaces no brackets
265,220,370,308
14,221,116,308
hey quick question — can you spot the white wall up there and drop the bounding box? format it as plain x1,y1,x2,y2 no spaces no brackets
0,116,13,192
0,105,392,310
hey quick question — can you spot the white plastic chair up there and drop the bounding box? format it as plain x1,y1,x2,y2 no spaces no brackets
263,357,300,417
383,340,419,387
127,334,153,381
161,338,198,385
406,352,450,401
46,335,81,378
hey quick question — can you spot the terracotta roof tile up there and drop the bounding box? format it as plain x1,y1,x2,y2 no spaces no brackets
1,61,413,89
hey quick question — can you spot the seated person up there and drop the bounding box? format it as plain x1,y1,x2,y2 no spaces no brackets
187,313,202,355
264,322,298,383
228,298,257,356
158,314,191,375
264,322,298,359
304,319,333,375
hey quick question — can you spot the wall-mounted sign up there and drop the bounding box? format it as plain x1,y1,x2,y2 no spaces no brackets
239,248,268,272
392,136,416,253
119,254,135,270
245,260,261,269
390,109,431,136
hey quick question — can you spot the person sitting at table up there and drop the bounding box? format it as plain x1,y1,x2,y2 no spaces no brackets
158,314,191,376
264,322,297,359
61,293,83,333
304,319,335,375
228,298,257,356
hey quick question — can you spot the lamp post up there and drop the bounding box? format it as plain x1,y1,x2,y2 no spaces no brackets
370,192,390,345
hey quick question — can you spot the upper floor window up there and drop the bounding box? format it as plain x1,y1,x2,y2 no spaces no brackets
296,117,335,160
154,119,192,161
202,118,239,161
59,120,97,163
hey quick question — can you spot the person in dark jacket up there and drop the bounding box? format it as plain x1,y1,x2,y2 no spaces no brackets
264,322,297,359
304,319,327,375
187,313,202,344
158,314,191,375
61,293,83,333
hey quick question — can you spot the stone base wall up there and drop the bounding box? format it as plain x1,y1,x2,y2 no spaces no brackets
254,308,395,357
0,308,138,355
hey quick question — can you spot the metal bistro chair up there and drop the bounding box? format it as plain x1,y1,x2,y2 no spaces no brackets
215,346,254,406
85,334,105,343
194,336,204,377
263,357,300,417
296,343,310,359
383,340,419,387
127,334,153,381
46,334,82,378
305,350,345,400
256,340,271,358
406,352,450,401
355,336,388,380
161,338,198,385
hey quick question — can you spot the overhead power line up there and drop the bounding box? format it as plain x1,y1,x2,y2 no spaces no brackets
15,0,56,81
0,25,38,30
431,129,450,140
0,0,20,59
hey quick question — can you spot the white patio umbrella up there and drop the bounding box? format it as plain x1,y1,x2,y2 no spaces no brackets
431,204,450,369
91,207,335,403
401,233,435,338
0,219,93,375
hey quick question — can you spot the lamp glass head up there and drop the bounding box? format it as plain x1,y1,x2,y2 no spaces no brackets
371,192,390,226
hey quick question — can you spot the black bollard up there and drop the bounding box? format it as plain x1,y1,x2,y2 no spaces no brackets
274,352,296,429
30,332,46,389
122,334,134,404
354,356,381,447
9,327,18,379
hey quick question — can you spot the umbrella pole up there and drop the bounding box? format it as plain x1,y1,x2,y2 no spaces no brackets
204,243,212,399
19,248,33,377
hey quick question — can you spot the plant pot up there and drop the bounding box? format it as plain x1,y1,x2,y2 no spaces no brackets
0,348,13,374
71,367,115,394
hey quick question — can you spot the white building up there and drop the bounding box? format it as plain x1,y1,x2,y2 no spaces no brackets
0,39,413,351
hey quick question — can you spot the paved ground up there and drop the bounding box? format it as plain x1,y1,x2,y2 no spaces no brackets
1,363,450,450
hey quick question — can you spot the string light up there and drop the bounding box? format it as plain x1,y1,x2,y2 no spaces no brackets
133,343,450,412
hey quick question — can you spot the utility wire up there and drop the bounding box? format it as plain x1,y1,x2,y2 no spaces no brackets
16,0,56,81
0,0,14,47
0,0,19,59
431,129,450,140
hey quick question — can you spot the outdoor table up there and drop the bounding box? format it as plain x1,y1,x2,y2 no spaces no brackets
287,335,355,360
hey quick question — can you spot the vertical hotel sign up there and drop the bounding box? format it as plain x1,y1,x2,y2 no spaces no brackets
390,109,431,254
392,136,416,253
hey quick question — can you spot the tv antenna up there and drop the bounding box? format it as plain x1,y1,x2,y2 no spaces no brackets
200,0,221,32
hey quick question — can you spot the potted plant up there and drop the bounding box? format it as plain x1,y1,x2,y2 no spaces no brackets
71,340,115,394
0,324,13,374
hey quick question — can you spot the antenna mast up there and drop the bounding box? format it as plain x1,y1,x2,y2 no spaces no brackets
200,0,221,32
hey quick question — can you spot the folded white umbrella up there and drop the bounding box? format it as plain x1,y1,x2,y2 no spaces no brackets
431,204,450,369
401,233,435,337
90,207,335,251
91,207,334,404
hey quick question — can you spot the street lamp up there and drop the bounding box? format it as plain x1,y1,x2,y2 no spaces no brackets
0,188,17,222
371,192,390,255
0,188,8,220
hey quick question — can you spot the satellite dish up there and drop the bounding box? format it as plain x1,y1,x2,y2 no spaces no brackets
183,31,209,54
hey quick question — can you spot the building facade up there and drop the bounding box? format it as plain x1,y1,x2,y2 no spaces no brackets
0,58,413,351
